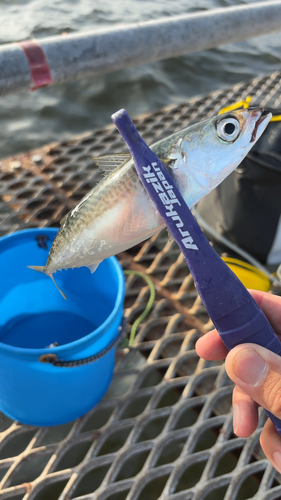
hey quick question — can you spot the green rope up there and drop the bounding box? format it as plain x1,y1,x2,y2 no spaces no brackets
123,270,156,346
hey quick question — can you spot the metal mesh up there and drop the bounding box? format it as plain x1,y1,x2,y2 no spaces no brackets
0,71,281,500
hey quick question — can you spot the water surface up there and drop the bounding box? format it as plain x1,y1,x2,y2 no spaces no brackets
0,0,281,159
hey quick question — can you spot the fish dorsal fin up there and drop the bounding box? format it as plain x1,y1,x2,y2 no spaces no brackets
92,153,132,172
92,153,175,173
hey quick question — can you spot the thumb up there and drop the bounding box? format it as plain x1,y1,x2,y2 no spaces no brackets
225,344,281,420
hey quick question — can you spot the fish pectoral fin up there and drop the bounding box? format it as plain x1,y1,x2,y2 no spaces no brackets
160,158,175,169
92,153,131,172
87,263,100,274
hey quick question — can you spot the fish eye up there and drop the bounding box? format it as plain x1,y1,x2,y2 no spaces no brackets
216,117,240,142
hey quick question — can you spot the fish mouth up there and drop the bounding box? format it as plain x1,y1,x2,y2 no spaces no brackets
250,108,272,143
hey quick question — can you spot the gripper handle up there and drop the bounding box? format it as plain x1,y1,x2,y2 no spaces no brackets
112,108,281,436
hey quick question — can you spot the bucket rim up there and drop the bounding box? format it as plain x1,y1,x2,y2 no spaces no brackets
0,228,125,357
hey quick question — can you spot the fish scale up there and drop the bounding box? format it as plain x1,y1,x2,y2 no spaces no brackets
28,107,271,298
47,161,146,264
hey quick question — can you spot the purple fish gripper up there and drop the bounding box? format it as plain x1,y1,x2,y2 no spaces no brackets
112,108,281,436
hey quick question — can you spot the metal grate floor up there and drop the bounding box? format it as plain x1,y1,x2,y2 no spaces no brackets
0,71,281,500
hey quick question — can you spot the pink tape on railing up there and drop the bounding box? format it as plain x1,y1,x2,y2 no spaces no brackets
18,40,53,90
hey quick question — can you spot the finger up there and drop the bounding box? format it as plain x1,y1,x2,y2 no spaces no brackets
232,385,259,437
196,291,281,361
225,343,281,420
260,418,281,473
196,329,229,360
249,290,281,336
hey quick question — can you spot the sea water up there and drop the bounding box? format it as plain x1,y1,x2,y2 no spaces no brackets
0,0,281,159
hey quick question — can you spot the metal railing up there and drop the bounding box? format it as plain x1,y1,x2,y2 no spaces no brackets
0,1,281,96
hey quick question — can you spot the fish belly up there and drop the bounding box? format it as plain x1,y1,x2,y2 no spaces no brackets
47,177,164,273
75,190,164,266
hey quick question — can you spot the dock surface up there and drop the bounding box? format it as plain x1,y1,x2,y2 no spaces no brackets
0,71,281,500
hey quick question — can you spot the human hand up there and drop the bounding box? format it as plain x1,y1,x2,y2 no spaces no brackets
196,289,281,472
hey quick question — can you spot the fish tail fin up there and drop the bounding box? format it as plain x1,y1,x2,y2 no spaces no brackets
27,265,68,301
27,265,46,273
49,274,68,301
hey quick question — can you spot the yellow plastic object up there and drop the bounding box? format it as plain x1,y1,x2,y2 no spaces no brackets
221,257,271,291
219,96,252,115
219,95,281,121
270,115,281,121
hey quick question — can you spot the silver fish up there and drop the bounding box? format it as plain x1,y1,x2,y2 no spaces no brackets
29,107,271,296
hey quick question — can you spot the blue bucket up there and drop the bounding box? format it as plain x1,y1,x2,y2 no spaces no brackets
0,228,125,426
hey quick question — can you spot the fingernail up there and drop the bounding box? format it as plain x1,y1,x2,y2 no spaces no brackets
233,348,268,386
233,403,240,435
273,451,281,473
